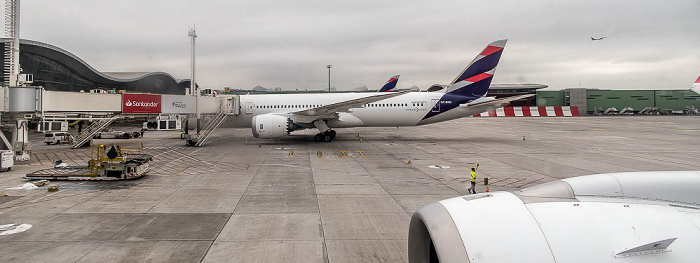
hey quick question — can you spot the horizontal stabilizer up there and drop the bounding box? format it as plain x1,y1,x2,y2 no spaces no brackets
460,94,534,108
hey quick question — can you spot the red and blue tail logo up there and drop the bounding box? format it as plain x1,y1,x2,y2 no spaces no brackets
422,39,507,121
691,75,700,95
445,39,506,97
379,75,400,92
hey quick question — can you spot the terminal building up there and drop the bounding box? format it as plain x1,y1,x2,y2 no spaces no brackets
489,84,547,106
0,38,189,94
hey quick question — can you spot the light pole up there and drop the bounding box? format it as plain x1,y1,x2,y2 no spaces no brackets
326,65,332,92
188,26,199,133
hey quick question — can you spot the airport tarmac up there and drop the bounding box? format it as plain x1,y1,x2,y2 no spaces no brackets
1,116,699,262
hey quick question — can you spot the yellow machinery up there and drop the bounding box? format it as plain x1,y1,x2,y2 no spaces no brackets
25,142,152,180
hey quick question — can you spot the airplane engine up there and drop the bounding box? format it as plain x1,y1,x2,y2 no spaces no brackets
251,113,294,138
408,171,700,263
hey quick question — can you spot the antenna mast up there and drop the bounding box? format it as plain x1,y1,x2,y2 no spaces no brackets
187,26,197,95
188,26,200,133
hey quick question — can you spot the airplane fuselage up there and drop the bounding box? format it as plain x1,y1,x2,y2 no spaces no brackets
221,92,494,131
206,39,509,141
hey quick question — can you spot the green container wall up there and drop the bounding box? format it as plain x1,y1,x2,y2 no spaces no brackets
536,90,565,106
655,90,700,111
586,90,654,111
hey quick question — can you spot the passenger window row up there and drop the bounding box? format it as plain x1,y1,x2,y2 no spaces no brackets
254,102,425,109
365,103,425,107
256,105,323,109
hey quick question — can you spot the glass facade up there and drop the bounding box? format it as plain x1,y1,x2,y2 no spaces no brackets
20,50,94,91
1,40,188,94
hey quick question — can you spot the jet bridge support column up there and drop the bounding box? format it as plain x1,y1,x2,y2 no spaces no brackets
0,124,14,151
0,119,30,161
14,119,29,161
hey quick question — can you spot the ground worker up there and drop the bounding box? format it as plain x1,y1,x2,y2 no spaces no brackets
140,129,145,138
468,162,479,194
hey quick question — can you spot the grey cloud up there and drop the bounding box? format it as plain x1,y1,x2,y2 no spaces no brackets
11,0,700,90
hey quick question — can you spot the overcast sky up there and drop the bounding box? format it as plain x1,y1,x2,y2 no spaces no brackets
12,0,700,90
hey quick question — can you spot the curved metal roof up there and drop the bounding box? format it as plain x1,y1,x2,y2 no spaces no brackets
1,38,188,94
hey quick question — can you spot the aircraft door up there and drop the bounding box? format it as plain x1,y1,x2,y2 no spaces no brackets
245,102,254,114
431,99,440,112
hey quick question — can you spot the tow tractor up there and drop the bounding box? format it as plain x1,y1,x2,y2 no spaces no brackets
24,142,152,180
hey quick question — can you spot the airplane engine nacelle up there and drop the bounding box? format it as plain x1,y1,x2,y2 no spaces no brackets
251,114,292,138
408,171,700,263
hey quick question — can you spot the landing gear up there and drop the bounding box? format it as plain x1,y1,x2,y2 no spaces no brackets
312,120,335,142
314,130,336,142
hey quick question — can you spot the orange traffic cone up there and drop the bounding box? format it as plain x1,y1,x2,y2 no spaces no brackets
485,184,490,192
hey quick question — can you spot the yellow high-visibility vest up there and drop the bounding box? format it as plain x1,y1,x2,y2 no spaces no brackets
470,170,476,182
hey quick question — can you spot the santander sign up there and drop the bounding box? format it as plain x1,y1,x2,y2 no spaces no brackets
122,94,162,113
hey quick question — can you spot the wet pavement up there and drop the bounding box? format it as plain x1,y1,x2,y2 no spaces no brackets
0,116,699,262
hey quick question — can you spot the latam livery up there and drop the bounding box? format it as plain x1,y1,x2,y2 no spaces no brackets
378,75,400,92
219,39,531,142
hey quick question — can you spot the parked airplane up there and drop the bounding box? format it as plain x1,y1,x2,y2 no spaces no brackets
691,75,700,95
378,75,400,92
219,39,531,142
409,171,700,263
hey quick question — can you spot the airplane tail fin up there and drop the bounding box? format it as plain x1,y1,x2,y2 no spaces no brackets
445,39,507,98
691,75,700,95
378,75,400,92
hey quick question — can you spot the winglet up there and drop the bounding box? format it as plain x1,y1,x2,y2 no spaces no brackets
445,39,507,98
691,75,700,95
379,75,400,92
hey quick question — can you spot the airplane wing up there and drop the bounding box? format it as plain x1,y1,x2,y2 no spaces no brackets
285,91,410,123
459,93,534,108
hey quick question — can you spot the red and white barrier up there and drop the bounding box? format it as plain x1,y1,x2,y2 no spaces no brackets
473,106,580,117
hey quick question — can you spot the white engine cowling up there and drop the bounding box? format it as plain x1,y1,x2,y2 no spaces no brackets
251,114,291,138
408,171,700,263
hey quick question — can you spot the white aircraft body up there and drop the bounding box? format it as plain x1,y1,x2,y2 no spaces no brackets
218,39,530,142
408,171,700,263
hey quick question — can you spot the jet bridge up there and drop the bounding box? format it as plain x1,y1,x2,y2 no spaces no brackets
1,85,240,159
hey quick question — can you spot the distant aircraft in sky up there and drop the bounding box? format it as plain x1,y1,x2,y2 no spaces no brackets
691,75,700,95
591,36,606,40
